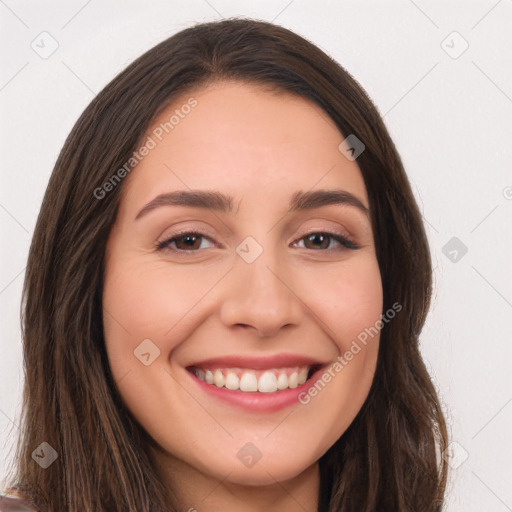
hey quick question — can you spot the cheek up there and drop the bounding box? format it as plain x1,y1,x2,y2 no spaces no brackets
101,260,212,444
295,255,383,436
103,259,204,335
304,253,383,349
101,257,230,378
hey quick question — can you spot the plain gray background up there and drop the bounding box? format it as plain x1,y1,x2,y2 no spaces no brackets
1,1,511,510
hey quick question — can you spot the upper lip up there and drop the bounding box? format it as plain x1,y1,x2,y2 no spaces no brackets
186,353,329,371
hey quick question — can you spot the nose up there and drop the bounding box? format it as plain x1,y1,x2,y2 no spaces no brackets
219,250,304,338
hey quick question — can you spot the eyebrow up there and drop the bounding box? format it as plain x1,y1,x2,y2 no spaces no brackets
134,188,369,220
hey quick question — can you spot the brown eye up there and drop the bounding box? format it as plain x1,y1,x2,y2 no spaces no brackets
173,234,203,251
156,230,358,255
296,232,358,251
157,231,214,252
303,233,330,250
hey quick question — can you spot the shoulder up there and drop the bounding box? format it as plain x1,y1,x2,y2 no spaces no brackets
0,493,38,511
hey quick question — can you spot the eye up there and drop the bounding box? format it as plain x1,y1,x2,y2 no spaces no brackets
156,231,215,253
292,231,359,251
156,230,359,254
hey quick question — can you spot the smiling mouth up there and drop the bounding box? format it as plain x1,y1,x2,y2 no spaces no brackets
188,364,323,393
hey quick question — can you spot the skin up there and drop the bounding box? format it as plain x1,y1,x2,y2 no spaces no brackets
103,80,383,510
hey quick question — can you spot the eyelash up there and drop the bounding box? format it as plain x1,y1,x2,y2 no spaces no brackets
156,229,359,254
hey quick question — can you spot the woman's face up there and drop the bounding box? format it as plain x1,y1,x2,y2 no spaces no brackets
103,80,382,490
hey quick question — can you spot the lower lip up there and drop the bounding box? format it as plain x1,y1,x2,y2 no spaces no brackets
186,366,327,413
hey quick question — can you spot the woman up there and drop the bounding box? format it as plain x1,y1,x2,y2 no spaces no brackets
1,17,449,511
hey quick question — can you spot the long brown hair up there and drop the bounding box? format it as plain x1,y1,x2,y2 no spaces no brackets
2,17,449,511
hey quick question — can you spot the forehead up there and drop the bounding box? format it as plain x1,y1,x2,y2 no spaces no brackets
120,80,368,213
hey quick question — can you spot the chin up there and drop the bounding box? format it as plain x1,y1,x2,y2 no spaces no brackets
206,453,318,487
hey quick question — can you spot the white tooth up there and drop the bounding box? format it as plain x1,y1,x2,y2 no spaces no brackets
213,369,225,387
225,371,240,390
276,373,289,390
239,372,258,392
205,370,213,384
288,372,298,389
258,371,278,393
298,367,309,385
196,368,205,381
